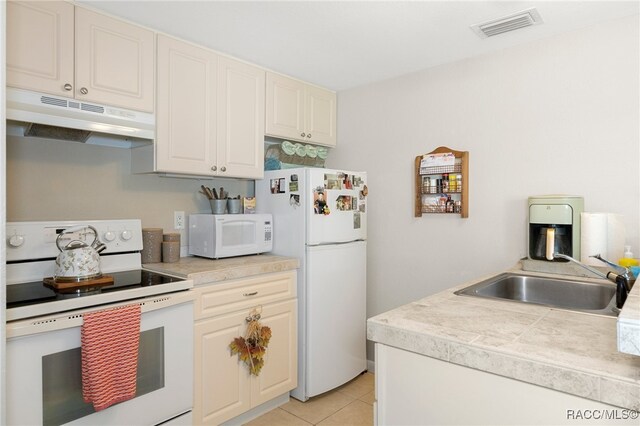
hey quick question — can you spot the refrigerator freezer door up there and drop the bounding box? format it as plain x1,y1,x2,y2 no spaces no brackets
305,241,367,398
256,168,307,257
307,168,367,245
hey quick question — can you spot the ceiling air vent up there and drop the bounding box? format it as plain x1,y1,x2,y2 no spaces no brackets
471,8,543,39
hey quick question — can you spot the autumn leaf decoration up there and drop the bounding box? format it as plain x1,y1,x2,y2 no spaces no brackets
229,309,272,376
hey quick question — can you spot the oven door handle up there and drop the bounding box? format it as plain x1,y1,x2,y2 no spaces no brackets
6,291,194,338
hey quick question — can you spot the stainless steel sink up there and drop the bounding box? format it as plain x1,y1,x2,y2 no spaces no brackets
454,273,618,317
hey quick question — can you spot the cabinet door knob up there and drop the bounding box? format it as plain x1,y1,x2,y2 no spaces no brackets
211,166,217,171
245,313,261,322
221,166,226,172
300,132,306,137
63,83,73,91
80,87,88,95
306,134,312,138
243,291,258,297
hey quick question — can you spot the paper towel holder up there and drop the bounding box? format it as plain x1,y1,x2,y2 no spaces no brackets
528,195,584,262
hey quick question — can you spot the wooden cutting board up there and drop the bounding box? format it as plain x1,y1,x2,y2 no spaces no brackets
43,275,114,291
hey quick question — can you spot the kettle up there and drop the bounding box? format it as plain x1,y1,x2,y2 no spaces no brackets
54,225,107,281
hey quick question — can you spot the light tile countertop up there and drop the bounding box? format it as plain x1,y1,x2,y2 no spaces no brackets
367,265,640,411
142,254,299,286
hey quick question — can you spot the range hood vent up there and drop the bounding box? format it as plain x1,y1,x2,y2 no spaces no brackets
471,8,543,39
24,123,91,142
6,88,155,148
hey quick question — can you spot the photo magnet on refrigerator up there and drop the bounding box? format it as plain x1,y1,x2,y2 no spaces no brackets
270,178,286,194
289,174,299,192
313,188,329,215
336,195,353,211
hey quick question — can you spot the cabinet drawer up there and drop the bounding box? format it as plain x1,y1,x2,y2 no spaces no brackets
193,270,296,320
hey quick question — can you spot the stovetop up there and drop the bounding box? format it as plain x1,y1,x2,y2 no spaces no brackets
6,269,193,322
8,269,182,309
6,219,192,322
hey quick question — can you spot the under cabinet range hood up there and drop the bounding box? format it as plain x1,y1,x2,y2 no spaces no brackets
6,88,155,148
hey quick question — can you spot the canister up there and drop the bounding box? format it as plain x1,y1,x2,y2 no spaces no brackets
162,241,180,263
304,145,317,166
141,228,163,263
316,147,328,167
294,143,306,165
280,141,296,164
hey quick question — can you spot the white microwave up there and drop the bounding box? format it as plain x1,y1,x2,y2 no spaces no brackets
188,214,273,259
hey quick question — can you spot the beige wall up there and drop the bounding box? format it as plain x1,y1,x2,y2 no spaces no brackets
6,136,253,249
329,16,640,343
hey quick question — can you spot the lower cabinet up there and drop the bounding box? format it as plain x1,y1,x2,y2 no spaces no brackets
193,272,297,425
375,343,636,426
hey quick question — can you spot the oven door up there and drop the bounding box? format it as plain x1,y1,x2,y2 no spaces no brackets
6,296,193,426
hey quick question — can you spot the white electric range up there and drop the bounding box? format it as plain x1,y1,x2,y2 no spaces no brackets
5,219,194,426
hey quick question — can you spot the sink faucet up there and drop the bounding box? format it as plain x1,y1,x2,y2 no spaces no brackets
553,253,630,309
589,254,633,282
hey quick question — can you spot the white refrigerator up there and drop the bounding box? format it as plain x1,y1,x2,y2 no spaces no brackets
256,167,367,401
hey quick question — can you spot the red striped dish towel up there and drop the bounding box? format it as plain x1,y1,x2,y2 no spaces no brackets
81,303,141,411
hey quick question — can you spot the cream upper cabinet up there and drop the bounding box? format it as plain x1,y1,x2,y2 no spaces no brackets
7,1,74,97
217,57,265,179
266,72,336,147
6,2,155,112
304,84,337,147
75,7,155,112
192,271,297,425
155,35,217,175
150,35,265,179
265,73,305,141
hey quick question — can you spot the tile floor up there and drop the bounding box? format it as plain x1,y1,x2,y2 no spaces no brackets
245,372,374,426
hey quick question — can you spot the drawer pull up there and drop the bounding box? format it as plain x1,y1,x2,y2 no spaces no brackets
243,291,258,297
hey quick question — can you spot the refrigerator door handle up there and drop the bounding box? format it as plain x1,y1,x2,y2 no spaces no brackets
307,239,365,247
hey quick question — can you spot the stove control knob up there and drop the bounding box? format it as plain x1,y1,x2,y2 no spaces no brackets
8,234,25,248
103,231,116,242
121,230,133,241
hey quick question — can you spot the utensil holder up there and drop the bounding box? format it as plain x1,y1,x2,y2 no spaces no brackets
210,199,227,214
227,198,242,214
162,241,180,263
141,228,163,264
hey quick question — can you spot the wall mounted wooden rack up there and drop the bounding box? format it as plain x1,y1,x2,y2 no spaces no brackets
415,146,469,218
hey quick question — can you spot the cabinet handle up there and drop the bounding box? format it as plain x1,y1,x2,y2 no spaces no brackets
243,291,258,297
300,132,306,137
221,166,226,172
306,134,312,138
211,166,217,171
80,87,88,95
245,313,261,322
63,83,72,91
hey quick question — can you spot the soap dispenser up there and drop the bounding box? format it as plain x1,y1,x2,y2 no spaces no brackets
619,246,639,268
